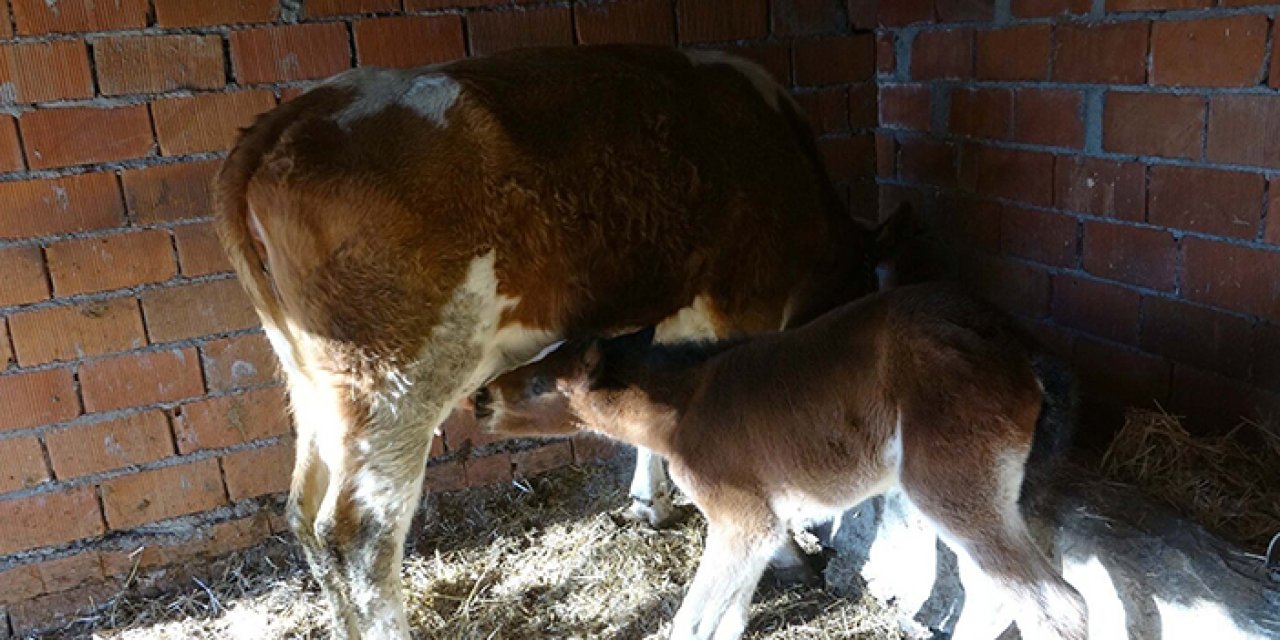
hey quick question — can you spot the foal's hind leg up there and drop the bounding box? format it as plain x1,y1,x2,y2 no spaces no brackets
902,447,1086,640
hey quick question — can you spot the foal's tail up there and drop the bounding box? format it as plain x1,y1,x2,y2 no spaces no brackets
1021,352,1079,503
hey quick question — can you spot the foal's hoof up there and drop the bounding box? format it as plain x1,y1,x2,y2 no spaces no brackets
621,497,682,529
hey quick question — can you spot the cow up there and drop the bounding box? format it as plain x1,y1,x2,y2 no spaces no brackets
473,283,1088,640
214,44,884,638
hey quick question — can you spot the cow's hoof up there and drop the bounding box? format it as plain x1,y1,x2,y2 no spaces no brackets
622,496,682,529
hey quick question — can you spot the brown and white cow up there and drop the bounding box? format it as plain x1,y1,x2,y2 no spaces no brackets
215,45,882,638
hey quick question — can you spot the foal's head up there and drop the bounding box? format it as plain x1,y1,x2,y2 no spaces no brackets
470,339,599,437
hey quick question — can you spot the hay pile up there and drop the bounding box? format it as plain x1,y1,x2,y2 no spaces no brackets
63,458,905,640
1100,408,1280,550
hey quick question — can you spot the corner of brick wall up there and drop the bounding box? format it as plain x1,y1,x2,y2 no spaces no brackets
0,0,879,634
872,0,1280,444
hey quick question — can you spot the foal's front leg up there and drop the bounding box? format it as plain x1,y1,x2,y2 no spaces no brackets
670,519,782,640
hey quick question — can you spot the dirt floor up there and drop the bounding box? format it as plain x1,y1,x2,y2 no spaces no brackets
61,456,907,640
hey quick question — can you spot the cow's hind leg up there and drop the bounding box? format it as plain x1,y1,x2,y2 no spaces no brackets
626,446,678,527
286,370,437,639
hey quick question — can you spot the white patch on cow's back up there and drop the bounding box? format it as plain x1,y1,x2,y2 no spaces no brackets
685,50,789,112
401,75,460,126
654,295,721,343
327,66,459,130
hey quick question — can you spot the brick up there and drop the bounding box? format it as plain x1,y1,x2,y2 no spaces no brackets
354,16,465,68
849,84,876,129
8,582,119,635
795,89,850,135
948,88,1012,140
0,246,49,307
879,0,933,26
11,0,146,34
9,299,146,367
1151,16,1267,88
1272,23,1280,89
0,564,43,605
677,0,766,43
423,460,466,493
1013,0,1090,16
203,333,277,392
1183,238,1280,321
0,173,125,241
94,35,225,96
122,160,219,224
911,29,972,80
1081,221,1175,291
1109,0,1212,12
468,8,573,56
0,368,80,432
513,442,573,477
174,223,232,277
0,116,23,172
306,0,398,16
936,194,1001,252
820,134,876,182
0,1,10,38
230,23,351,84
848,0,875,29
961,254,1051,318
1206,95,1280,168
1053,275,1140,344
20,106,153,169
1001,206,1077,267
1072,337,1170,409
36,552,107,594
0,41,93,103
899,138,959,188
795,35,875,86
465,452,513,487
153,90,277,156
101,458,227,529
1014,89,1082,148
80,348,203,413
1053,22,1148,84
1141,297,1252,379
1103,92,1204,159
575,0,673,45
879,84,931,130
959,145,1055,206
771,0,846,35
222,441,293,501
877,33,895,75
441,407,500,451
155,0,279,27
0,437,48,493
1167,366,1279,433
976,25,1050,81
173,387,290,454
1148,166,1263,239
1255,323,1280,392
142,279,258,344
1053,157,1144,221
1,318,12,369
0,486,103,555
936,0,993,20
406,0,507,8
46,230,176,296
46,412,173,479
876,134,895,179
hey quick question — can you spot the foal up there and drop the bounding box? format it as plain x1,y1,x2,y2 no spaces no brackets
473,283,1087,640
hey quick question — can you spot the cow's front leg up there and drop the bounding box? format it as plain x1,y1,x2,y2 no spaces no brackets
627,446,678,527
286,371,437,639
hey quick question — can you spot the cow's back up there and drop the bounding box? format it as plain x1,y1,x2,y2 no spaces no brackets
217,45,862,362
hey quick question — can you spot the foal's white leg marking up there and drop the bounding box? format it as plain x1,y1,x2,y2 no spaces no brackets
626,447,675,525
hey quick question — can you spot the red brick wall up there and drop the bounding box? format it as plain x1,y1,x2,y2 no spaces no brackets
0,0,874,634
874,0,1280,441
